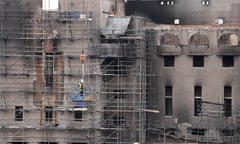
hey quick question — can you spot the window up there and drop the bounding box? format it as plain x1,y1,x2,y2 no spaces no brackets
74,111,83,121
42,0,59,11
113,90,127,99
15,106,23,121
45,106,53,121
194,86,202,116
222,129,234,136
193,56,204,67
113,116,126,126
224,86,232,117
45,53,54,87
39,142,57,144
165,86,173,116
222,56,234,67
190,128,206,136
164,56,175,67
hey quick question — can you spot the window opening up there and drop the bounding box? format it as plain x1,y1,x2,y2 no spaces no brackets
222,56,234,67
113,116,126,126
165,86,173,116
45,53,54,87
194,86,202,116
15,106,23,121
164,56,175,67
193,56,204,67
190,128,206,136
222,129,234,136
224,86,232,117
45,106,53,121
74,111,83,121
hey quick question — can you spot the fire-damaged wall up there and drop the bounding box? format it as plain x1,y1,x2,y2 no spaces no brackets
147,24,240,142
125,0,240,24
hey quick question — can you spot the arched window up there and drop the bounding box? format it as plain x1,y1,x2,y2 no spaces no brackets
161,33,179,45
218,33,239,46
189,33,210,45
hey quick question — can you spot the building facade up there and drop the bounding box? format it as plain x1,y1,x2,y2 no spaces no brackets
1,0,240,144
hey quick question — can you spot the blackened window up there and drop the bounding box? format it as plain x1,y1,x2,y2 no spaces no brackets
164,56,175,67
45,106,53,121
165,86,173,116
224,86,232,117
193,56,204,67
194,86,202,116
223,56,234,67
15,106,23,121
74,111,83,121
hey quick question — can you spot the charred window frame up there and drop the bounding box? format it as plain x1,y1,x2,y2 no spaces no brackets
224,86,232,117
164,56,175,67
15,106,23,121
45,106,53,121
193,56,204,67
74,111,83,121
165,86,173,116
222,56,234,67
194,86,202,116
45,53,54,88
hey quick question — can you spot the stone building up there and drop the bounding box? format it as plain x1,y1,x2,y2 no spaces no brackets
1,0,240,144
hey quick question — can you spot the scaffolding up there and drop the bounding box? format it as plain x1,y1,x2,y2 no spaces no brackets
0,0,97,143
0,0,153,144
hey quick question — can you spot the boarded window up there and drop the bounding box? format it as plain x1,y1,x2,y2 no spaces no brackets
165,86,173,116
189,34,210,45
15,106,23,121
42,0,59,11
224,86,232,117
193,56,204,67
219,33,239,46
161,33,179,45
222,56,234,67
164,56,175,67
